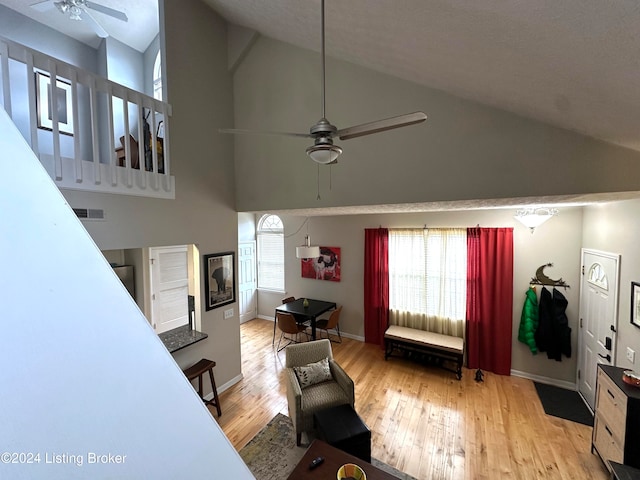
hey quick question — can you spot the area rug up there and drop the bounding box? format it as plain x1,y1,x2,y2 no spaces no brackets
239,413,418,480
534,382,593,426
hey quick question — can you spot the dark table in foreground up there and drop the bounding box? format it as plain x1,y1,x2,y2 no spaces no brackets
275,298,336,340
610,461,640,480
286,440,400,480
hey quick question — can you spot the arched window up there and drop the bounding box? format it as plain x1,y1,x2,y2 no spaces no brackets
153,50,162,101
257,214,284,291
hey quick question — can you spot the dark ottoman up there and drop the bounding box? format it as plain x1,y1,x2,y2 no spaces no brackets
313,404,371,463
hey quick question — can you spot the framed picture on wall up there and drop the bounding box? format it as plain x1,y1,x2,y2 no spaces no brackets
631,281,640,329
204,251,235,311
301,246,341,282
36,71,74,136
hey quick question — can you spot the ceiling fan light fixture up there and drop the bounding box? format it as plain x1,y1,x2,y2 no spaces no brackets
54,1,68,14
306,143,342,165
69,6,82,20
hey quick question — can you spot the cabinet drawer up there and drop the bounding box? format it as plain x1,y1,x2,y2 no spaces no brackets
596,369,627,436
593,414,624,464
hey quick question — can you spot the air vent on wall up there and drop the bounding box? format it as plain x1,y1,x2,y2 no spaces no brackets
73,208,105,220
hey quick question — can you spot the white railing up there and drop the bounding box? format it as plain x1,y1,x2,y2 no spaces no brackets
0,36,174,199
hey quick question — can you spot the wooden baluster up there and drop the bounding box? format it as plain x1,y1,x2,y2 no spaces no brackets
48,60,62,181
0,40,12,117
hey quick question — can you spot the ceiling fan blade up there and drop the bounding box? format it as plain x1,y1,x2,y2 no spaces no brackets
30,0,55,12
336,111,427,141
219,128,312,139
83,10,109,38
85,1,128,22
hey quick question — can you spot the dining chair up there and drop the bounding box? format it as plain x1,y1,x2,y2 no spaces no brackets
273,296,298,345
276,311,309,352
314,305,343,343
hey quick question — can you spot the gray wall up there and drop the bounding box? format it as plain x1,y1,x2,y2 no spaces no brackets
0,5,98,71
233,36,640,212
582,199,640,369
62,0,240,390
105,36,145,91
257,209,582,384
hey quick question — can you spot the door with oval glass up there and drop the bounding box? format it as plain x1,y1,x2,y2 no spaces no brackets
578,249,620,410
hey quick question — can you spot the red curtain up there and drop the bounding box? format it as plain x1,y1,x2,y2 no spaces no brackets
364,228,389,347
466,227,514,375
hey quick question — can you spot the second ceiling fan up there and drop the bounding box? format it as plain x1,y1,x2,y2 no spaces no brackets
31,0,128,39
220,0,427,165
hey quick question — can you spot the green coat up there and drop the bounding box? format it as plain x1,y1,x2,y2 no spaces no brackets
518,287,539,354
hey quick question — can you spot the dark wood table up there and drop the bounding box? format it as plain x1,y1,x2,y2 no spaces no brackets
610,461,640,480
275,298,336,341
286,440,400,479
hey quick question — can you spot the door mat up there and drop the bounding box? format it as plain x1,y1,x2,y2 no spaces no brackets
534,382,593,426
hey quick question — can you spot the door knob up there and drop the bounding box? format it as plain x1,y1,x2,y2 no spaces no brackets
598,353,611,362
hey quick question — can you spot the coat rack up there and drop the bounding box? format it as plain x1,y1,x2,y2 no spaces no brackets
530,263,570,288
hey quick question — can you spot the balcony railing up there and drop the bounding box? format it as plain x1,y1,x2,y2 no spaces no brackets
0,36,174,199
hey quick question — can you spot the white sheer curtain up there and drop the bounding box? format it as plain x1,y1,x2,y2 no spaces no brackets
389,228,467,337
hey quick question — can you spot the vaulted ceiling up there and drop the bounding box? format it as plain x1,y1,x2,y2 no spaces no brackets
4,0,640,154
3,0,640,213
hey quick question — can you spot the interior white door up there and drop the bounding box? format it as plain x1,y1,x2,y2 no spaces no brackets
238,242,257,324
578,249,620,410
150,245,189,334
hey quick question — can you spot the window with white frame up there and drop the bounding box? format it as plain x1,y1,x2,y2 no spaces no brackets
257,214,285,291
153,50,162,101
388,228,467,336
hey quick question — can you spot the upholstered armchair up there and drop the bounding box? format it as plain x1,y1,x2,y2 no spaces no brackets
284,339,354,445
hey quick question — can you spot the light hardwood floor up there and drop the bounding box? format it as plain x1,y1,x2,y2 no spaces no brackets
214,318,608,480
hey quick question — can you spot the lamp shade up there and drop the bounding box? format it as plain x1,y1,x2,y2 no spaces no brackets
306,144,342,164
296,245,321,259
296,234,320,258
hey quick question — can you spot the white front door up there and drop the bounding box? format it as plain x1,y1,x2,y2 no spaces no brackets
578,249,620,410
238,242,257,324
150,245,189,334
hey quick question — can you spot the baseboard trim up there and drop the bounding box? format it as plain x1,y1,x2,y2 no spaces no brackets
256,315,365,342
340,332,364,342
204,373,243,400
511,369,576,390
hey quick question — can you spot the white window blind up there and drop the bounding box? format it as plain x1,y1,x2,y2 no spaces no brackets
389,228,467,336
257,215,284,291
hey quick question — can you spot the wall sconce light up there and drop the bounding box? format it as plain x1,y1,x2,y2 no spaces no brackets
514,207,558,233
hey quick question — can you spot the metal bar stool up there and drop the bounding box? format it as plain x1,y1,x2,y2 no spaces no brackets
182,358,222,417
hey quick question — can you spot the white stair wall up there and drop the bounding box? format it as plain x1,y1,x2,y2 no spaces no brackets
0,108,253,479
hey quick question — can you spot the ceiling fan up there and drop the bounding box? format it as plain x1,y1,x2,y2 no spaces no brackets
30,0,128,39
220,0,427,165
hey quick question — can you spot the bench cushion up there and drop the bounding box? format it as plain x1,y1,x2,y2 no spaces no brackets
384,325,463,355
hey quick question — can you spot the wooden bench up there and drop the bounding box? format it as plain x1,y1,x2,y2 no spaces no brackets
384,325,464,380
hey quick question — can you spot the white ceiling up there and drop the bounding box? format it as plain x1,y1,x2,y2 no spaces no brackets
0,0,158,52
205,0,640,154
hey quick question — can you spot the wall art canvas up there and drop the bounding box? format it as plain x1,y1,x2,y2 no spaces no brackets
301,246,341,282
36,71,74,136
204,251,235,310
